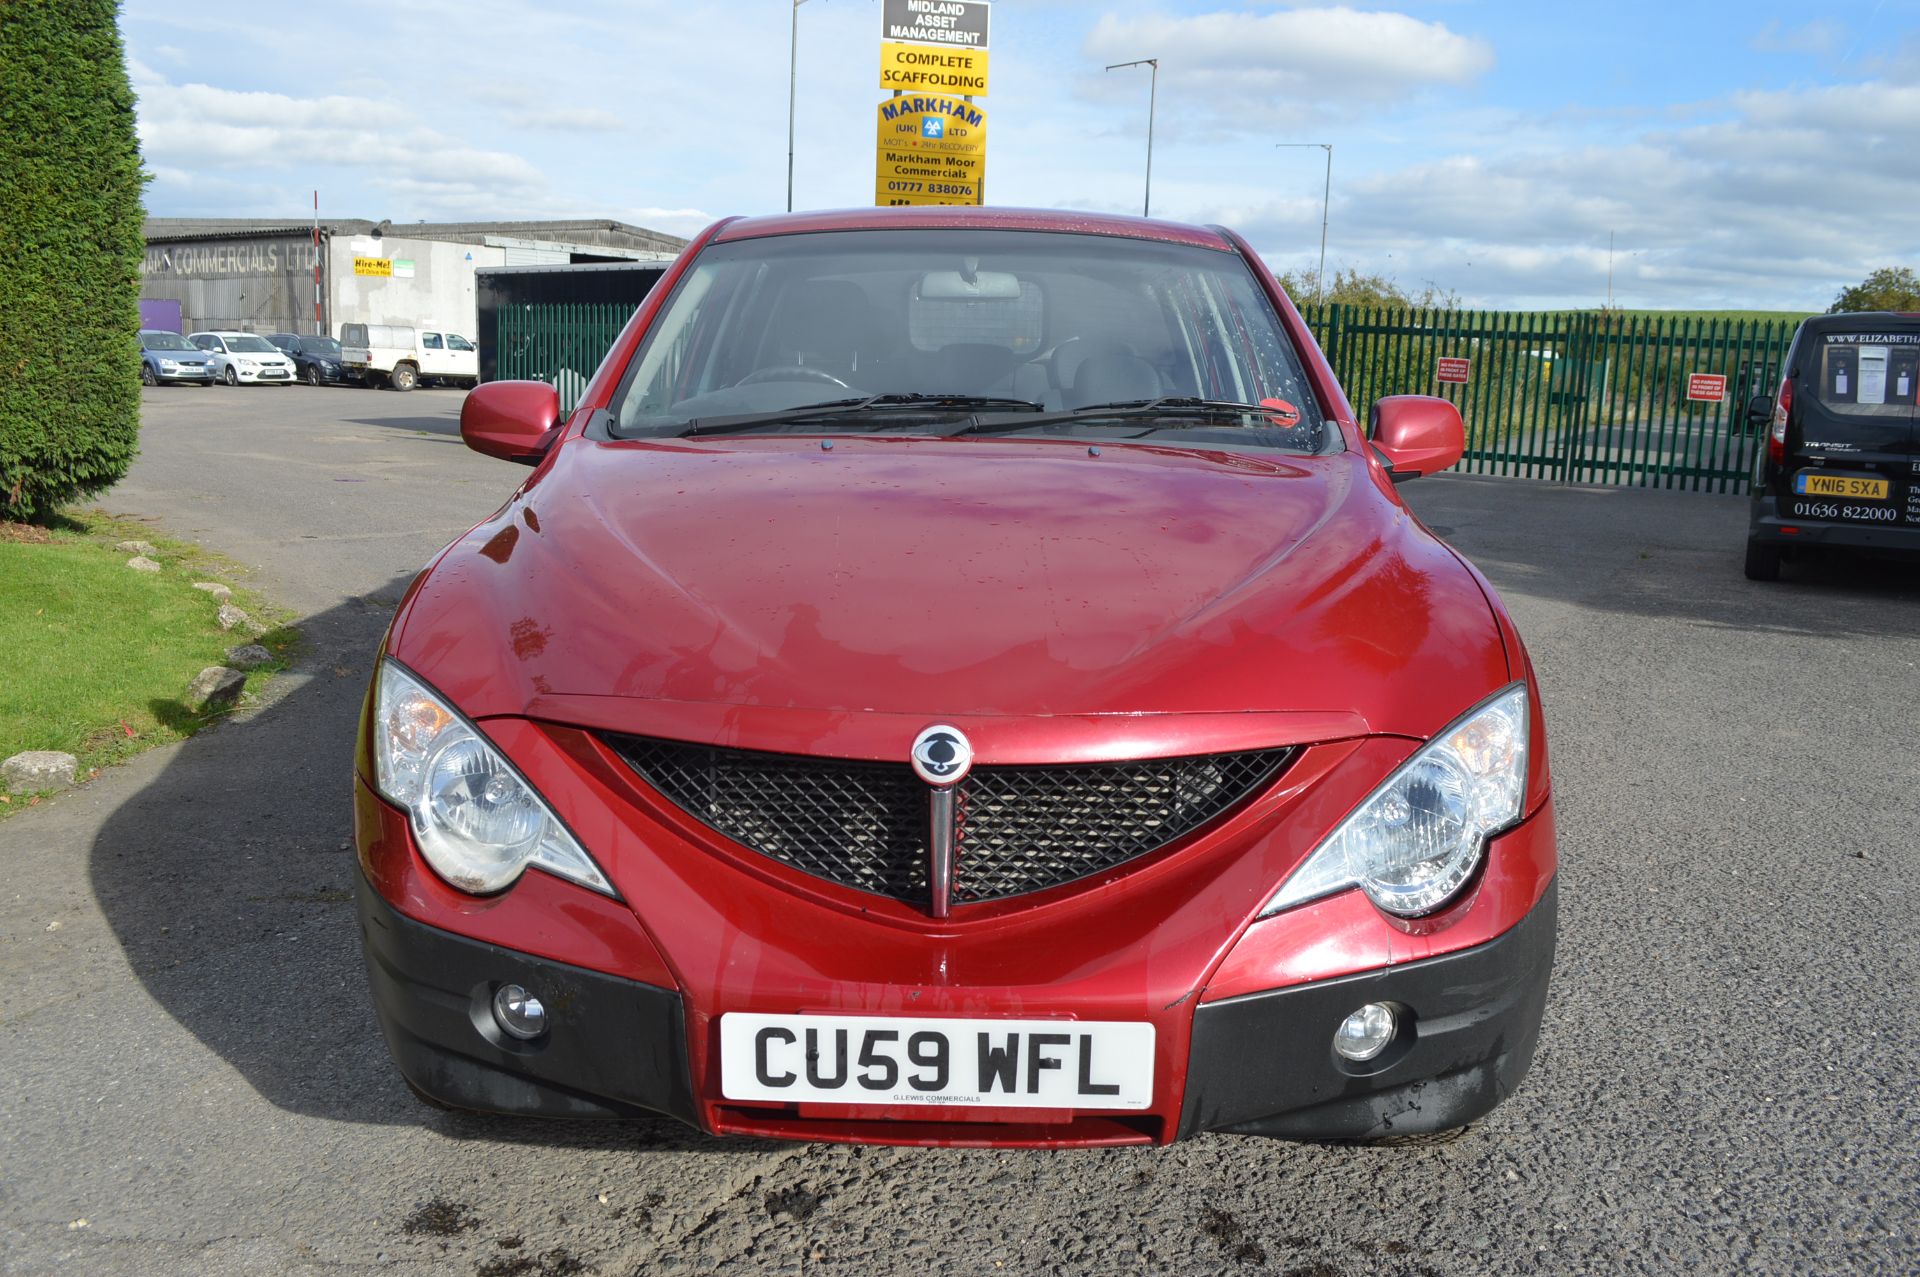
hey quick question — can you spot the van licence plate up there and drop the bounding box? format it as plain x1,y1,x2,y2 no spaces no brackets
1795,473,1889,499
719,1012,1154,1109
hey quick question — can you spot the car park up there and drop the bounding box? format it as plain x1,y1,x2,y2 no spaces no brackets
188,330,296,386
354,207,1557,1148
1745,311,1920,580
269,333,350,386
138,329,215,385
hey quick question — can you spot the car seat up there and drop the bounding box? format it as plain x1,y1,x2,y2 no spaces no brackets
1069,352,1163,408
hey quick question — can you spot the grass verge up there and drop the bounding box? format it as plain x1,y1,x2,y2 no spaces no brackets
0,508,297,810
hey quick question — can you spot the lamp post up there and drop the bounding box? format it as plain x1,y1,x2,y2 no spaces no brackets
1105,58,1158,218
1276,142,1333,302
787,0,811,213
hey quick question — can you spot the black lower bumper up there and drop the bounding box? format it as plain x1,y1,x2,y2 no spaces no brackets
1180,879,1557,1141
355,876,697,1123
1750,495,1920,554
359,871,1553,1141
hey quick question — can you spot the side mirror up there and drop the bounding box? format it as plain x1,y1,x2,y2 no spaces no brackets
1745,393,1772,431
1370,395,1464,482
461,380,560,465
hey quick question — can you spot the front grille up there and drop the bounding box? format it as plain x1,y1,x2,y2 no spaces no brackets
606,735,1291,907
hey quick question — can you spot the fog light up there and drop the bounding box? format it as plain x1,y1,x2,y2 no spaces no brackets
492,984,548,1041
1333,1002,1397,1062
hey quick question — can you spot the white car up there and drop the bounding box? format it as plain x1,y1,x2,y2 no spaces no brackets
188,331,297,386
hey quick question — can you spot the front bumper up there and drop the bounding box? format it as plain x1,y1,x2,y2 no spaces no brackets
233,364,294,383
357,873,698,1123
355,855,1555,1145
151,363,213,382
1750,492,1920,554
1180,878,1556,1140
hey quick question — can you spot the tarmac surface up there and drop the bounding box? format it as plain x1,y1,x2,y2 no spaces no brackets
1,382,1915,1275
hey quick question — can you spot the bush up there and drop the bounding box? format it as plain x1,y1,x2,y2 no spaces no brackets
1277,267,1458,310
0,2,145,523
1829,267,1920,314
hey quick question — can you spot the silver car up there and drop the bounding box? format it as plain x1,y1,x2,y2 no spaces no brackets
139,330,215,385
188,330,297,386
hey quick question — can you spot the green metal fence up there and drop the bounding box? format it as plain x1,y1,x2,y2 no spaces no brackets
495,303,633,413
498,299,1797,492
1301,305,1797,493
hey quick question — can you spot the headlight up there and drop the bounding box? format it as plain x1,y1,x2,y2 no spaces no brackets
158,359,178,370
1263,685,1529,918
372,660,615,897
237,357,256,367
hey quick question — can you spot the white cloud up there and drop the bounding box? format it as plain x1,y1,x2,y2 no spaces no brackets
1749,20,1844,56
618,206,721,238
133,70,549,203
1218,73,1920,309
503,107,628,133
1084,6,1494,107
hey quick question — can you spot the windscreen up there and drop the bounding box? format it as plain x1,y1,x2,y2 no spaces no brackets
610,229,1330,452
302,337,341,355
142,332,195,351
226,335,277,353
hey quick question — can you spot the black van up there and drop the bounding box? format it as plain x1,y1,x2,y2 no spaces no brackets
1745,312,1920,580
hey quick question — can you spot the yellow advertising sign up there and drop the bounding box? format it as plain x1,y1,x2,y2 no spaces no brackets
879,41,989,95
353,257,393,277
874,94,986,206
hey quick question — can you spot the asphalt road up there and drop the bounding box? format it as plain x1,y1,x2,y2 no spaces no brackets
1,383,1914,1276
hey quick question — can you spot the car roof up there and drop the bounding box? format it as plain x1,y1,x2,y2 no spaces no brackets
1797,311,1920,331
711,205,1234,251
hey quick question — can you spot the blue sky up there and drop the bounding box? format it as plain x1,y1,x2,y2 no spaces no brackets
125,1,1920,310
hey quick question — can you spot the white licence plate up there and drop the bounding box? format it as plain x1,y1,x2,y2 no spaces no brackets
719,1012,1155,1110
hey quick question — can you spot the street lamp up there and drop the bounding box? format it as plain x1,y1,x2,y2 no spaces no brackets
1276,142,1333,302
788,0,812,213
1105,58,1158,218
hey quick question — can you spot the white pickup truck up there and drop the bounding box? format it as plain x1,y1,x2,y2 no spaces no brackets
339,323,479,391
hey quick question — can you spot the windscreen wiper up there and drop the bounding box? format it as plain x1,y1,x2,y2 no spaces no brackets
944,397,1305,437
676,393,1045,438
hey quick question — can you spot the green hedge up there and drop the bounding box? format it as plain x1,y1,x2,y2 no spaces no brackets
0,1,145,523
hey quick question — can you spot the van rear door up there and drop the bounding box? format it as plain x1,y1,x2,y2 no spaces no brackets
341,323,372,374
1784,320,1920,529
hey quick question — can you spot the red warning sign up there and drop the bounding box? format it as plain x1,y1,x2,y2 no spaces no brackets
1686,373,1727,403
1436,357,1472,385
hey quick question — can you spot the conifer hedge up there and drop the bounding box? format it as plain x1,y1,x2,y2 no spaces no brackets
0,1,145,522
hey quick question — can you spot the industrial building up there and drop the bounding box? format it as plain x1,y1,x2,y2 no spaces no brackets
139,217,687,339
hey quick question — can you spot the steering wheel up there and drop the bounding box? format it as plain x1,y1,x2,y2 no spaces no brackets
736,364,852,389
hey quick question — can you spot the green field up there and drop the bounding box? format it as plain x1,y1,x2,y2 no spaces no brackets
0,511,295,803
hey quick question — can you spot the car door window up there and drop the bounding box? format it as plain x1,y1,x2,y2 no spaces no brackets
422,333,443,349
445,334,474,351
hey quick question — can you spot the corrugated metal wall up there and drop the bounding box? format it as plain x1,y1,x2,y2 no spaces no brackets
138,235,319,335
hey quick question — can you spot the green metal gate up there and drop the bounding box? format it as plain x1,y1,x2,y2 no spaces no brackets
495,303,633,414
1302,306,1797,493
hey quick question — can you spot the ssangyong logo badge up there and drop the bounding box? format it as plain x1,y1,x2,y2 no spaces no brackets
910,725,972,787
